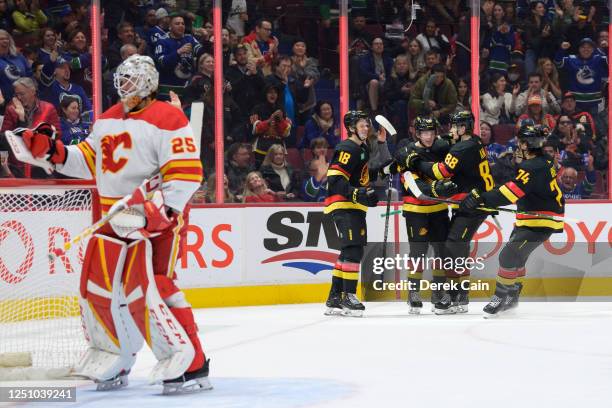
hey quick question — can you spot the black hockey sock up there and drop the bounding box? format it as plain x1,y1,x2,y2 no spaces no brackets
331,276,343,294
343,278,358,294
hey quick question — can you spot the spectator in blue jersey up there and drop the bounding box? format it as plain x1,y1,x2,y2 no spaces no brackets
154,13,202,100
555,38,608,114
40,58,92,122
0,29,31,101
136,7,157,44
486,17,515,75
59,95,88,145
480,120,509,163
0,0,14,33
62,29,93,96
301,137,329,202
145,8,170,49
37,28,61,67
300,100,339,149
107,21,146,70
558,164,595,199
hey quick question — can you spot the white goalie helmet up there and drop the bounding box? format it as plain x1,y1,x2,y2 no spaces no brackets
113,54,159,99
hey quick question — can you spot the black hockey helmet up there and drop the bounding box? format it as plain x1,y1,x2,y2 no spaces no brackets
517,123,546,150
414,116,436,132
450,110,474,132
343,110,369,132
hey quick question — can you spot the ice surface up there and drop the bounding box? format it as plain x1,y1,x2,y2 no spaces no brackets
3,302,611,408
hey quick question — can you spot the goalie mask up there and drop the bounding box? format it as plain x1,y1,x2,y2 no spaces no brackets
343,110,370,141
114,55,159,111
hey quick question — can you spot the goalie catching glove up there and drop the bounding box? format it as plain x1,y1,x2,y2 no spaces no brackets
109,184,174,240
18,122,66,164
352,187,379,207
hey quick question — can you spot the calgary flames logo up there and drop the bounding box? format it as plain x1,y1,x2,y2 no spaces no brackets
101,132,132,173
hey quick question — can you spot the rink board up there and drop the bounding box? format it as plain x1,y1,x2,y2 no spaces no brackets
177,202,612,306
0,202,611,308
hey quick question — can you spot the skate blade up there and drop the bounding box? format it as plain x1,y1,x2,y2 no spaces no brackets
455,305,469,314
95,375,128,391
162,377,213,395
408,307,421,315
482,312,499,319
434,306,457,315
324,307,343,316
341,308,364,317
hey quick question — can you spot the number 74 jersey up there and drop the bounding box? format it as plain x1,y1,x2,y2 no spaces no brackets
481,155,565,232
56,101,203,214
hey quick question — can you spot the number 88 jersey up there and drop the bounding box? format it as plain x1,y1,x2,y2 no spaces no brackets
429,136,494,193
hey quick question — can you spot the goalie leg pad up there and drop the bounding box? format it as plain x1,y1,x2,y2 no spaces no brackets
122,239,196,384
75,234,144,385
155,275,206,373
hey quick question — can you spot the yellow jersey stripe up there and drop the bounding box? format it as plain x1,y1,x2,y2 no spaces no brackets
499,185,519,203
163,173,203,182
402,203,448,213
324,201,368,214
160,159,202,175
326,169,350,179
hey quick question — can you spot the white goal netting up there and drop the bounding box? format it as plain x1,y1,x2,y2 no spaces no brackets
0,183,93,375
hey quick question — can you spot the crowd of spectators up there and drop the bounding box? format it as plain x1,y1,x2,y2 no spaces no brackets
0,0,608,201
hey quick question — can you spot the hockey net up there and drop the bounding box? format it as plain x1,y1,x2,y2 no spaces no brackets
0,180,96,379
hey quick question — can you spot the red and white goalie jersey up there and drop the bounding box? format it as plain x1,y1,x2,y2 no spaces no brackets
56,101,203,214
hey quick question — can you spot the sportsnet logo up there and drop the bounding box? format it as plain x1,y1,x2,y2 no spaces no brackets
261,210,340,275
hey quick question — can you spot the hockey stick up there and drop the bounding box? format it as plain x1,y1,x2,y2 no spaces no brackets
382,174,394,261
376,115,397,265
380,171,574,223
48,176,161,260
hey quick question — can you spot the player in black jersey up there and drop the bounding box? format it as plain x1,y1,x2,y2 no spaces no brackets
323,110,380,317
382,117,457,314
460,124,565,317
399,111,496,313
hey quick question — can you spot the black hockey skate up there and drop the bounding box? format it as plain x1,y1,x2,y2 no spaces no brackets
408,291,423,315
433,292,456,315
504,282,523,311
454,287,469,314
324,291,343,316
483,283,513,318
95,369,130,391
162,359,213,395
341,293,365,317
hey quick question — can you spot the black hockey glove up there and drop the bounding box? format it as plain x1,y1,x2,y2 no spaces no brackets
395,147,422,171
459,189,485,213
352,187,379,207
431,179,458,198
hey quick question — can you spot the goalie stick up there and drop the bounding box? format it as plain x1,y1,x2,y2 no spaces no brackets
381,171,574,223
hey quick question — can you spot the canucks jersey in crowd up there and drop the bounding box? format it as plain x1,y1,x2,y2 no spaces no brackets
154,34,202,97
